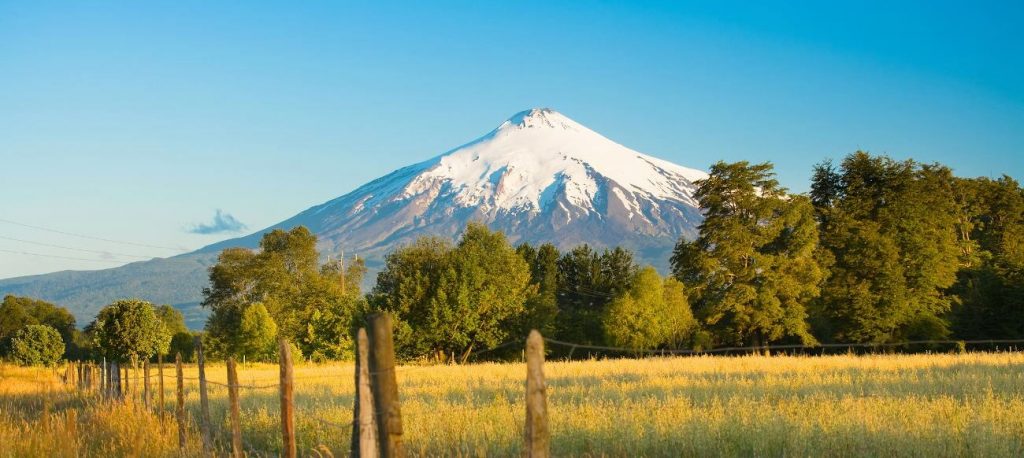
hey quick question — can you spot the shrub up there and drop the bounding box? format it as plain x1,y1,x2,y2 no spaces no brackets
10,325,64,366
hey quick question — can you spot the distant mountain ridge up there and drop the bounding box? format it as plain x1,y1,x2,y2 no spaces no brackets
0,108,706,329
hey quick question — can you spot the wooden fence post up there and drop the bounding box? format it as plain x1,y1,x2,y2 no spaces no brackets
227,357,243,458
350,328,378,458
524,330,549,457
112,361,121,401
195,336,212,454
158,354,165,423
368,313,403,458
279,339,297,458
176,352,186,450
101,358,107,399
144,360,151,410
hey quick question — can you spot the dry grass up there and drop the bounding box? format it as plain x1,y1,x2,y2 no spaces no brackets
2,352,1023,457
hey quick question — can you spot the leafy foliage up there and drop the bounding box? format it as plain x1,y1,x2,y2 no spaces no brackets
10,324,64,366
672,161,823,346
0,295,77,358
92,299,171,362
810,153,961,343
371,223,533,361
202,227,365,359
604,267,697,350
239,303,278,361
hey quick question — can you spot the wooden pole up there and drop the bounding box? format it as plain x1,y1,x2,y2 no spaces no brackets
279,339,297,458
112,361,121,400
158,354,165,423
227,357,243,458
357,328,378,457
195,336,212,454
101,358,107,399
524,330,549,457
143,360,151,410
176,352,186,450
368,313,403,458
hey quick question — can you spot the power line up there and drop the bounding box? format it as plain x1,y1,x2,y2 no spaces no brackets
0,217,183,251
0,248,127,264
0,235,160,260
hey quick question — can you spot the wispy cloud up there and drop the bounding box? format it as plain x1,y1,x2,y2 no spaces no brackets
188,209,247,235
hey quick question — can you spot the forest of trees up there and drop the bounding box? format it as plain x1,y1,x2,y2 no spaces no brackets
4,151,1023,365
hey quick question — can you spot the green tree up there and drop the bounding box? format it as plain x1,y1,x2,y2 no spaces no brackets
516,242,560,336
951,176,1024,339
603,267,699,351
10,325,64,366
811,152,962,342
371,223,534,362
155,305,188,335
169,332,197,362
92,299,171,362
672,161,822,347
0,295,77,358
555,245,639,346
203,226,362,359
662,277,698,349
369,236,451,359
239,303,278,361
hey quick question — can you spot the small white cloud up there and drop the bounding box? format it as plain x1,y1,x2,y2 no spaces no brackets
188,209,247,235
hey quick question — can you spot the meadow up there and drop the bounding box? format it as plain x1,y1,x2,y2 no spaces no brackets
2,351,1023,457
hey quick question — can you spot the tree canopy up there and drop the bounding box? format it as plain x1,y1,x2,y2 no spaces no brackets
371,223,534,362
92,299,171,362
672,161,823,347
202,226,366,359
10,324,64,366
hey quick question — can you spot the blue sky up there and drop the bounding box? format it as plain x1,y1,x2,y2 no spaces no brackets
1,1,1022,278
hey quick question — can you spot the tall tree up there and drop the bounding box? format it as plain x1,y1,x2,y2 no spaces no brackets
516,242,560,336
555,245,639,346
202,226,362,359
951,176,1024,339
371,223,533,362
672,161,822,347
812,152,962,342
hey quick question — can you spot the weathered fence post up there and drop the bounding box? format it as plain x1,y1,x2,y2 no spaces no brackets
350,328,378,458
524,330,549,457
195,336,212,454
158,354,165,423
143,360,151,410
368,313,403,458
227,357,243,458
111,361,121,400
176,352,186,450
101,357,107,398
279,339,297,458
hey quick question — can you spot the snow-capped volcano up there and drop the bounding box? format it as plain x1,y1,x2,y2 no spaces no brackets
205,108,707,263
0,108,708,328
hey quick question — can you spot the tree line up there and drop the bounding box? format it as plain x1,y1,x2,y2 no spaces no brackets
3,150,1022,365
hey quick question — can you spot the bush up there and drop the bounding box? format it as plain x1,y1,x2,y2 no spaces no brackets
10,325,64,366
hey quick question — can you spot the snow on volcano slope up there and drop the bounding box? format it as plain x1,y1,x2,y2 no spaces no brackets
0,108,708,328
203,108,707,266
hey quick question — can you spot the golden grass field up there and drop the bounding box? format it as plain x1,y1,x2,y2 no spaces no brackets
2,351,1023,457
